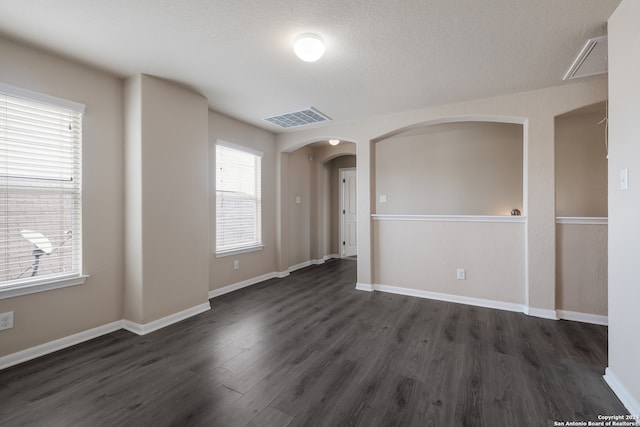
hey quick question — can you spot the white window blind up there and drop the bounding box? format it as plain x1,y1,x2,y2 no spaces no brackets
0,84,84,293
216,141,262,254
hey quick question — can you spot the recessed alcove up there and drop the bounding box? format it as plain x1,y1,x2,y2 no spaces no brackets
554,101,608,321
374,121,523,216
555,101,608,218
371,120,526,306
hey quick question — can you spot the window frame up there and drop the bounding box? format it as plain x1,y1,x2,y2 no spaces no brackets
214,140,264,258
0,83,88,300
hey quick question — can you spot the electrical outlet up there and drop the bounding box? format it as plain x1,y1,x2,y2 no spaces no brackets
0,311,14,331
456,268,466,280
233,260,239,270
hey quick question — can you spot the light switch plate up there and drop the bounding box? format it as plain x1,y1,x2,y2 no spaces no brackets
620,168,629,190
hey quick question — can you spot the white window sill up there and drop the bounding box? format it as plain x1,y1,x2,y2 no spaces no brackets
215,245,264,258
0,274,89,300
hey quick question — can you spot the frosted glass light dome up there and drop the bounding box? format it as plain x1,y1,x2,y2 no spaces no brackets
294,33,325,62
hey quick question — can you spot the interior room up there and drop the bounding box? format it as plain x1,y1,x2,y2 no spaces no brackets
0,0,639,425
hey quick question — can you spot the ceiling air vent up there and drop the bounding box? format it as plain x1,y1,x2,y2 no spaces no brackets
264,107,331,128
563,36,608,80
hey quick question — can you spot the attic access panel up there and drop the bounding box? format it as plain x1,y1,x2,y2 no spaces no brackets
564,36,608,80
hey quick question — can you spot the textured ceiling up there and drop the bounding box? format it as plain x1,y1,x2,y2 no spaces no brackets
0,0,620,132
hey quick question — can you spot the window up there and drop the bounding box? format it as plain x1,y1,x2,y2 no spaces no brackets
215,141,263,256
0,83,86,299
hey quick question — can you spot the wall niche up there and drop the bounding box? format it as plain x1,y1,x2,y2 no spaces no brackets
375,121,523,216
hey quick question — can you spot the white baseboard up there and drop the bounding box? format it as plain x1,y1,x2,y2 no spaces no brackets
122,302,211,336
276,271,290,278
524,307,558,320
355,282,374,292
371,283,526,314
353,283,605,326
208,272,281,299
604,367,640,417
311,255,338,265
557,310,608,326
290,255,339,272
288,260,311,272
0,320,123,371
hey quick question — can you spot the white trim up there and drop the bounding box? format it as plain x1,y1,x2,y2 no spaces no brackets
355,283,584,322
524,306,558,320
555,217,608,225
122,302,211,336
310,255,339,265
557,310,608,326
288,260,311,273
276,271,290,278
355,283,374,292
208,272,280,299
372,283,525,313
604,368,640,417
0,82,86,113
371,214,526,223
0,320,122,370
355,282,524,313
289,255,339,272
0,275,89,300
371,115,527,143
215,245,264,258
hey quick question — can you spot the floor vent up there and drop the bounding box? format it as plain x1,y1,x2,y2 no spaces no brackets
563,36,608,80
264,107,331,128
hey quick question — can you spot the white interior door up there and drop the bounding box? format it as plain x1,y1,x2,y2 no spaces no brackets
340,169,357,257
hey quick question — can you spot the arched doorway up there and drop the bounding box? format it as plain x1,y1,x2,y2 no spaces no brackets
283,140,357,270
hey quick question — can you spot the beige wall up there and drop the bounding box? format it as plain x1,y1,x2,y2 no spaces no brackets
608,0,640,413
556,223,607,315
208,111,278,289
373,220,525,304
124,74,210,324
555,104,608,217
123,75,144,323
0,36,124,356
287,147,313,267
376,122,523,215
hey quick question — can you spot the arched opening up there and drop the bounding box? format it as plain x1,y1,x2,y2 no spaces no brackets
283,139,357,270
374,121,524,216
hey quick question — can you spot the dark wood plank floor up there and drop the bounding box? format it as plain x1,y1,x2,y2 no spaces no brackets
0,259,627,426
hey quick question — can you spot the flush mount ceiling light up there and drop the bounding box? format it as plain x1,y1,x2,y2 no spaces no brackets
293,33,325,62
329,139,340,146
